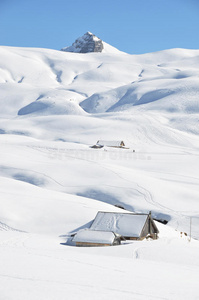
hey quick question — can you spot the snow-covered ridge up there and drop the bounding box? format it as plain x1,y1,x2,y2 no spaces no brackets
0,45,198,130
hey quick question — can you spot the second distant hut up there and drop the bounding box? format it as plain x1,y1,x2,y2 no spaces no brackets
91,140,126,148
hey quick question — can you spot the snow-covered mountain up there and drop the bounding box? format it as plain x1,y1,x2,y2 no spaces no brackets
61,31,121,53
0,36,199,299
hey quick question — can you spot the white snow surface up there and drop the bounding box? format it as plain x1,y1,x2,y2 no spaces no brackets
0,43,199,299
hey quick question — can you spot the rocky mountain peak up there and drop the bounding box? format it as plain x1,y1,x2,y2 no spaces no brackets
61,32,104,53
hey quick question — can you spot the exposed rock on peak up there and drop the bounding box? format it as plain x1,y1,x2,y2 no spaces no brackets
61,32,104,53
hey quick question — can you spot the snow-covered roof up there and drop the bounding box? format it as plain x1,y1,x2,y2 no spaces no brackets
90,212,148,237
96,140,125,147
72,229,117,244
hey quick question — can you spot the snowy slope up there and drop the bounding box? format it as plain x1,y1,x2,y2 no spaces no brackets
0,42,199,299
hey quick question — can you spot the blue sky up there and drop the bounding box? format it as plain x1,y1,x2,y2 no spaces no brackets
0,0,199,54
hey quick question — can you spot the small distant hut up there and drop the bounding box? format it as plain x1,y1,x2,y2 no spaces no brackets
90,211,159,240
72,229,122,247
96,140,125,148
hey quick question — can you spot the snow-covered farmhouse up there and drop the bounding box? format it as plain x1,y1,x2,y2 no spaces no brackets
72,229,122,247
93,140,126,148
90,212,159,240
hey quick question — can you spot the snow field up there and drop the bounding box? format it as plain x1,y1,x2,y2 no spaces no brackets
0,44,199,299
